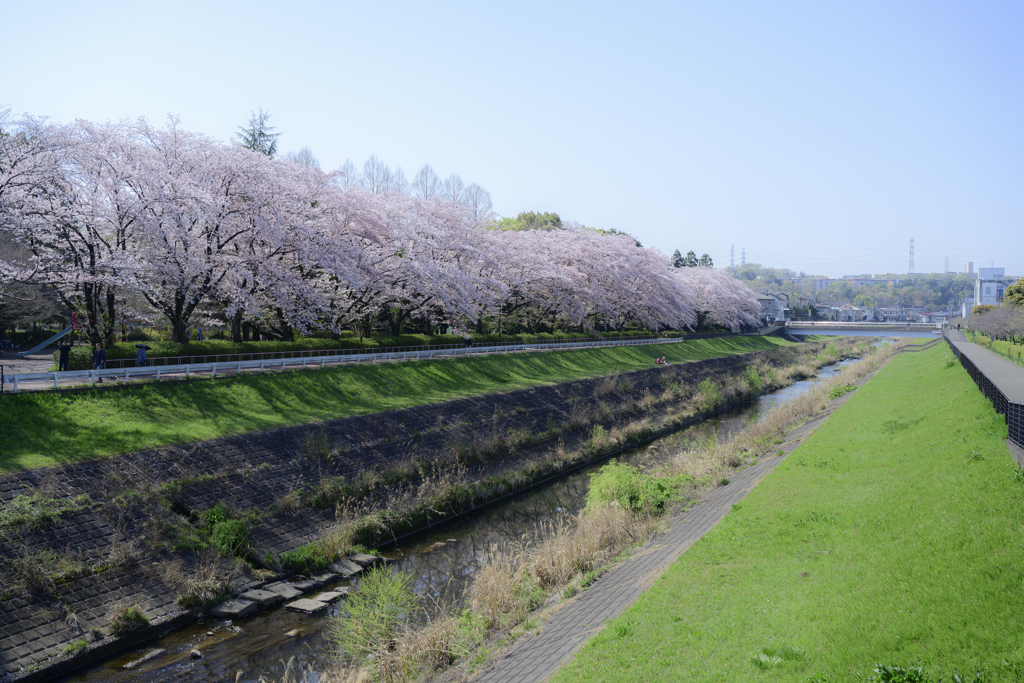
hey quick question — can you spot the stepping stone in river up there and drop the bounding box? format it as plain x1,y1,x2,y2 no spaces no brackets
329,558,363,577
238,589,285,608
349,553,383,568
262,582,303,600
313,589,349,603
210,599,257,619
284,599,329,614
291,572,338,592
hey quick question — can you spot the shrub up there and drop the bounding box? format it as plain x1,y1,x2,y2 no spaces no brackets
828,383,856,400
210,519,250,556
280,542,334,574
125,330,150,341
108,603,149,636
695,378,722,411
586,460,691,515
743,365,763,394
329,567,419,659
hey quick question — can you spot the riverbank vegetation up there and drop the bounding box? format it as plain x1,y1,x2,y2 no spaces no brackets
312,339,896,682
268,338,875,565
554,343,1023,682
0,336,791,471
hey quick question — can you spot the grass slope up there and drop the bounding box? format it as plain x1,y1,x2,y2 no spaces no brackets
554,345,1024,682
0,336,790,472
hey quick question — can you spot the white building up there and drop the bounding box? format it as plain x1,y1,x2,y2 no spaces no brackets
974,268,1020,306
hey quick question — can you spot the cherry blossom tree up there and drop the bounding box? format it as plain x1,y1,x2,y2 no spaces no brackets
3,111,772,344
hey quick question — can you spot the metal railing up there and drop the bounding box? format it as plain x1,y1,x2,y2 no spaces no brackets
2,333,738,393
898,338,941,352
88,332,733,369
944,330,1023,450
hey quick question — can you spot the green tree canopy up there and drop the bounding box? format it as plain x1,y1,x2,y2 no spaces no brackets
236,108,281,157
1004,280,1024,307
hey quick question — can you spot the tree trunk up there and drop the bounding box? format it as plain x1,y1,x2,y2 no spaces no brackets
231,310,244,343
275,308,294,341
103,289,117,348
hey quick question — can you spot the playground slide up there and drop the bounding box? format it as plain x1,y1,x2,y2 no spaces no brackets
16,327,73,357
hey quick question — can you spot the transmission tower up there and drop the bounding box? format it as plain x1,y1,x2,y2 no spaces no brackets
908,238,914,274
944,256,949,273
730,245,735,268
741,247,746,266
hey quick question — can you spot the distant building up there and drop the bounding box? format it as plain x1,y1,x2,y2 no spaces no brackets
961,297,975,318
974,268,1021,306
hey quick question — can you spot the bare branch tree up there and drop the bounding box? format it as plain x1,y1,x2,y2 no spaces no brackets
462,182,493,219
363,154,389,194
412,164,441,199
442,173,464,203
283,146,320,170
337,158,360,188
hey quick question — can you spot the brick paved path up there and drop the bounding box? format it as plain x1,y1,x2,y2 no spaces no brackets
470,409,830,683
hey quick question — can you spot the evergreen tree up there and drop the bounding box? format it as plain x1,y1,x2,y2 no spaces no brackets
670,249,684,268
699,253,713,267
236,108,281,157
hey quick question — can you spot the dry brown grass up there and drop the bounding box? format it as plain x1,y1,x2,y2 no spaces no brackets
164,549,235,609
530,504,656,589
566,402,594,430
468,544,533,628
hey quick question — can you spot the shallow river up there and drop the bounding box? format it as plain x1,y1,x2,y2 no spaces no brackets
58,358,861,683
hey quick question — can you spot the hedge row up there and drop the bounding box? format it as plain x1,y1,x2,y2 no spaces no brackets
50,330,670,370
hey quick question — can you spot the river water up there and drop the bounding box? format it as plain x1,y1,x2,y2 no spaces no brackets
57,358,860,683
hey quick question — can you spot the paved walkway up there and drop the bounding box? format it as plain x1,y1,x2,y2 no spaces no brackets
470,395,837,683
945,329,1024,454
946,330,1024,402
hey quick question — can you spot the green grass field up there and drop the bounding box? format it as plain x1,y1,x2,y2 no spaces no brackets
0,336,791,472
554,344,1024,682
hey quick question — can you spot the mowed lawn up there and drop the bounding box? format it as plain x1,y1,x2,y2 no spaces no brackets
554,344,1024,682
0,336,790,472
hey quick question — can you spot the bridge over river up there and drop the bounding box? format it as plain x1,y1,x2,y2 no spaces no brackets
786,321,941,338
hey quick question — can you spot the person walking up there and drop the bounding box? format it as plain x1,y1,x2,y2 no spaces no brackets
136,344,148,367
93,343,107,383
58,339,71,372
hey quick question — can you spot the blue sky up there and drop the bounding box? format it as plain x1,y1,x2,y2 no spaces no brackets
3,0,1022,277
